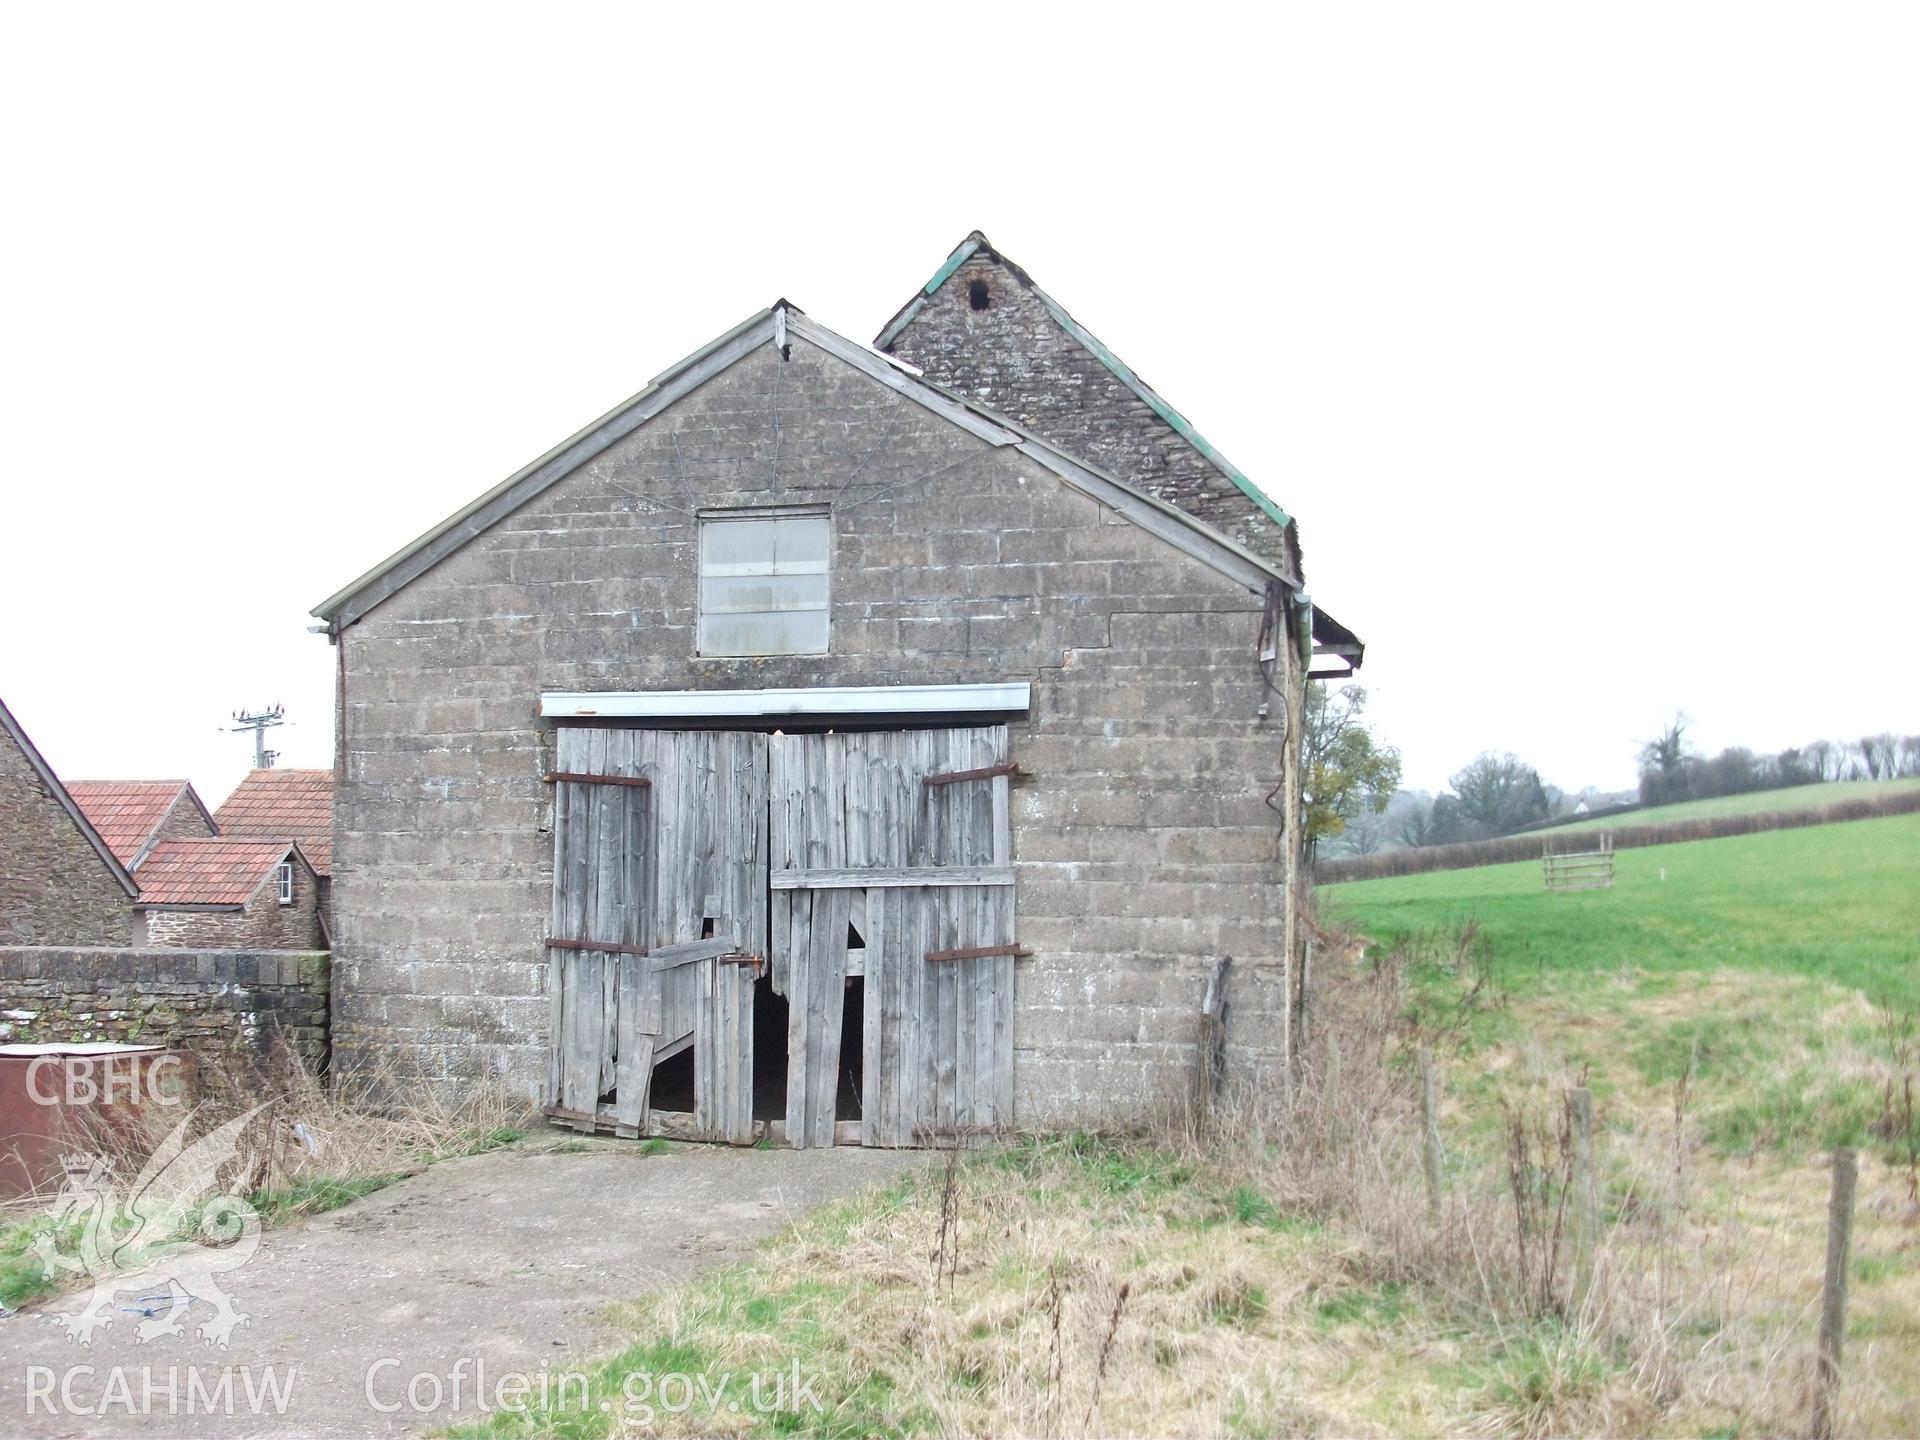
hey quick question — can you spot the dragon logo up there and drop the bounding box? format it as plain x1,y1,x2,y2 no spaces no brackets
33,1104,269,1348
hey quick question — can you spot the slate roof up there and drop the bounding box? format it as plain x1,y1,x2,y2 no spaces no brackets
132,837,302,908
213,769,334,875
66,781,209,868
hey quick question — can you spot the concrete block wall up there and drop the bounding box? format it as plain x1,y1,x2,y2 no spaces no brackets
0,948,330,1076
332,336,1297,1126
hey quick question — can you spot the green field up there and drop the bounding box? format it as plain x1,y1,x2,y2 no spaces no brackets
1549,775,1920,833
1327,810,1920,1007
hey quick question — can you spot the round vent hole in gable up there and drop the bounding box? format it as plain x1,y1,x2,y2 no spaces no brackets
968,278,990,311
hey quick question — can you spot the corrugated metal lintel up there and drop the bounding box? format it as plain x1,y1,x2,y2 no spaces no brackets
539,682,1031,721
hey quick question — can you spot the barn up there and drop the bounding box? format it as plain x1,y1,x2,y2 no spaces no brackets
314,236,1363,1145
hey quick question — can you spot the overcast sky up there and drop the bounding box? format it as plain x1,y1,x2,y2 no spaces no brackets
2,4,1914,806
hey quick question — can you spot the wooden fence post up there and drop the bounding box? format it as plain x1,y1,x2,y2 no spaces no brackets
1810,1146,1858,1440
1569,1086,1599,1301
1419,1047,1443,1223
1197,956,1232,1126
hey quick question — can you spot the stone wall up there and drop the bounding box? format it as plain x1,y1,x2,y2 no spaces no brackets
331,335,1295,1126
883,248,1300,580
141,857,323,950
152,791,217,847
0,948,330,1076
0,719,137,946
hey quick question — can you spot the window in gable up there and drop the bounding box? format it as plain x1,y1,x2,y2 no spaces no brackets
276,862,295,906
697,510,830,656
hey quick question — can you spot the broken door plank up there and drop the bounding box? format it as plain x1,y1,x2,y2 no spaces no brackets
649,935,740,970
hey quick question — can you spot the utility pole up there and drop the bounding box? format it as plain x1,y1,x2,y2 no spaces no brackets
230,705,285,769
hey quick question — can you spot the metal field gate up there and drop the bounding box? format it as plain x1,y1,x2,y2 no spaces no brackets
544,724,1018,1146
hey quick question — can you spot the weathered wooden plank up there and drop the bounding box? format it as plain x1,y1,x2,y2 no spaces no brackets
783,883,815,1144
729,964,757,1143
810,885,851,1149
592,731,623,1099
860,884,884,1146
770,733,804,996
613,1031,653,1138
650,935,742,970
559,729,595,1126
931,888,957,1137
985,728,1015,1129
784,883,851,1148
545,728,576,1107
823,733,848,871
622,731,658,1051
771,865,1015,890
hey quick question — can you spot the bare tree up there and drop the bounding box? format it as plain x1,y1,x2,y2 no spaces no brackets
1344,813,1387,856
1861,734,1900,780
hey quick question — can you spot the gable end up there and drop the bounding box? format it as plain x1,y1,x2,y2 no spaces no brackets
876,232,1304,583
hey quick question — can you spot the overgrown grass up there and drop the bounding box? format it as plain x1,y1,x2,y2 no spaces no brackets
444,929,1920,1438
444,1115,1871,1437
448,1134,1525,1439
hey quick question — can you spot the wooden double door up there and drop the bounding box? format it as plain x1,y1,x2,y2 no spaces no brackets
545,725,1016,1146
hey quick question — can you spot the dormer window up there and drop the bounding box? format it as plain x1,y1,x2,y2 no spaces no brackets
697,510,830,656
276,862,295,906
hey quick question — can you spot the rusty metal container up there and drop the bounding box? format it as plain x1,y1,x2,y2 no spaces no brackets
0,1043,195,1201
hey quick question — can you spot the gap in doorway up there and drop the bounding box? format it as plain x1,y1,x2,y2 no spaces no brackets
649,1041,695,1113
752,974,789,1121
837,975,864,1121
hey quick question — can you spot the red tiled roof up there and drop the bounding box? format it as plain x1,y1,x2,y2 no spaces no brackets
66,781,197,867
133,837,298,907
213,769,334,875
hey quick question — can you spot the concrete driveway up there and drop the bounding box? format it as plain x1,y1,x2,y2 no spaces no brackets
0,1135,918,1437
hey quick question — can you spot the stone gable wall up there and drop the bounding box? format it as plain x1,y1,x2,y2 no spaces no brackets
0,725,136,946
884,254,1299,578
332,337,1294,1126
152,792,217,847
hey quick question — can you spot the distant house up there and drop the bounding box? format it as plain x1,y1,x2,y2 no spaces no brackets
68,780,216,868
134,837,324,949
212,769,334,939
0,696,139,944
